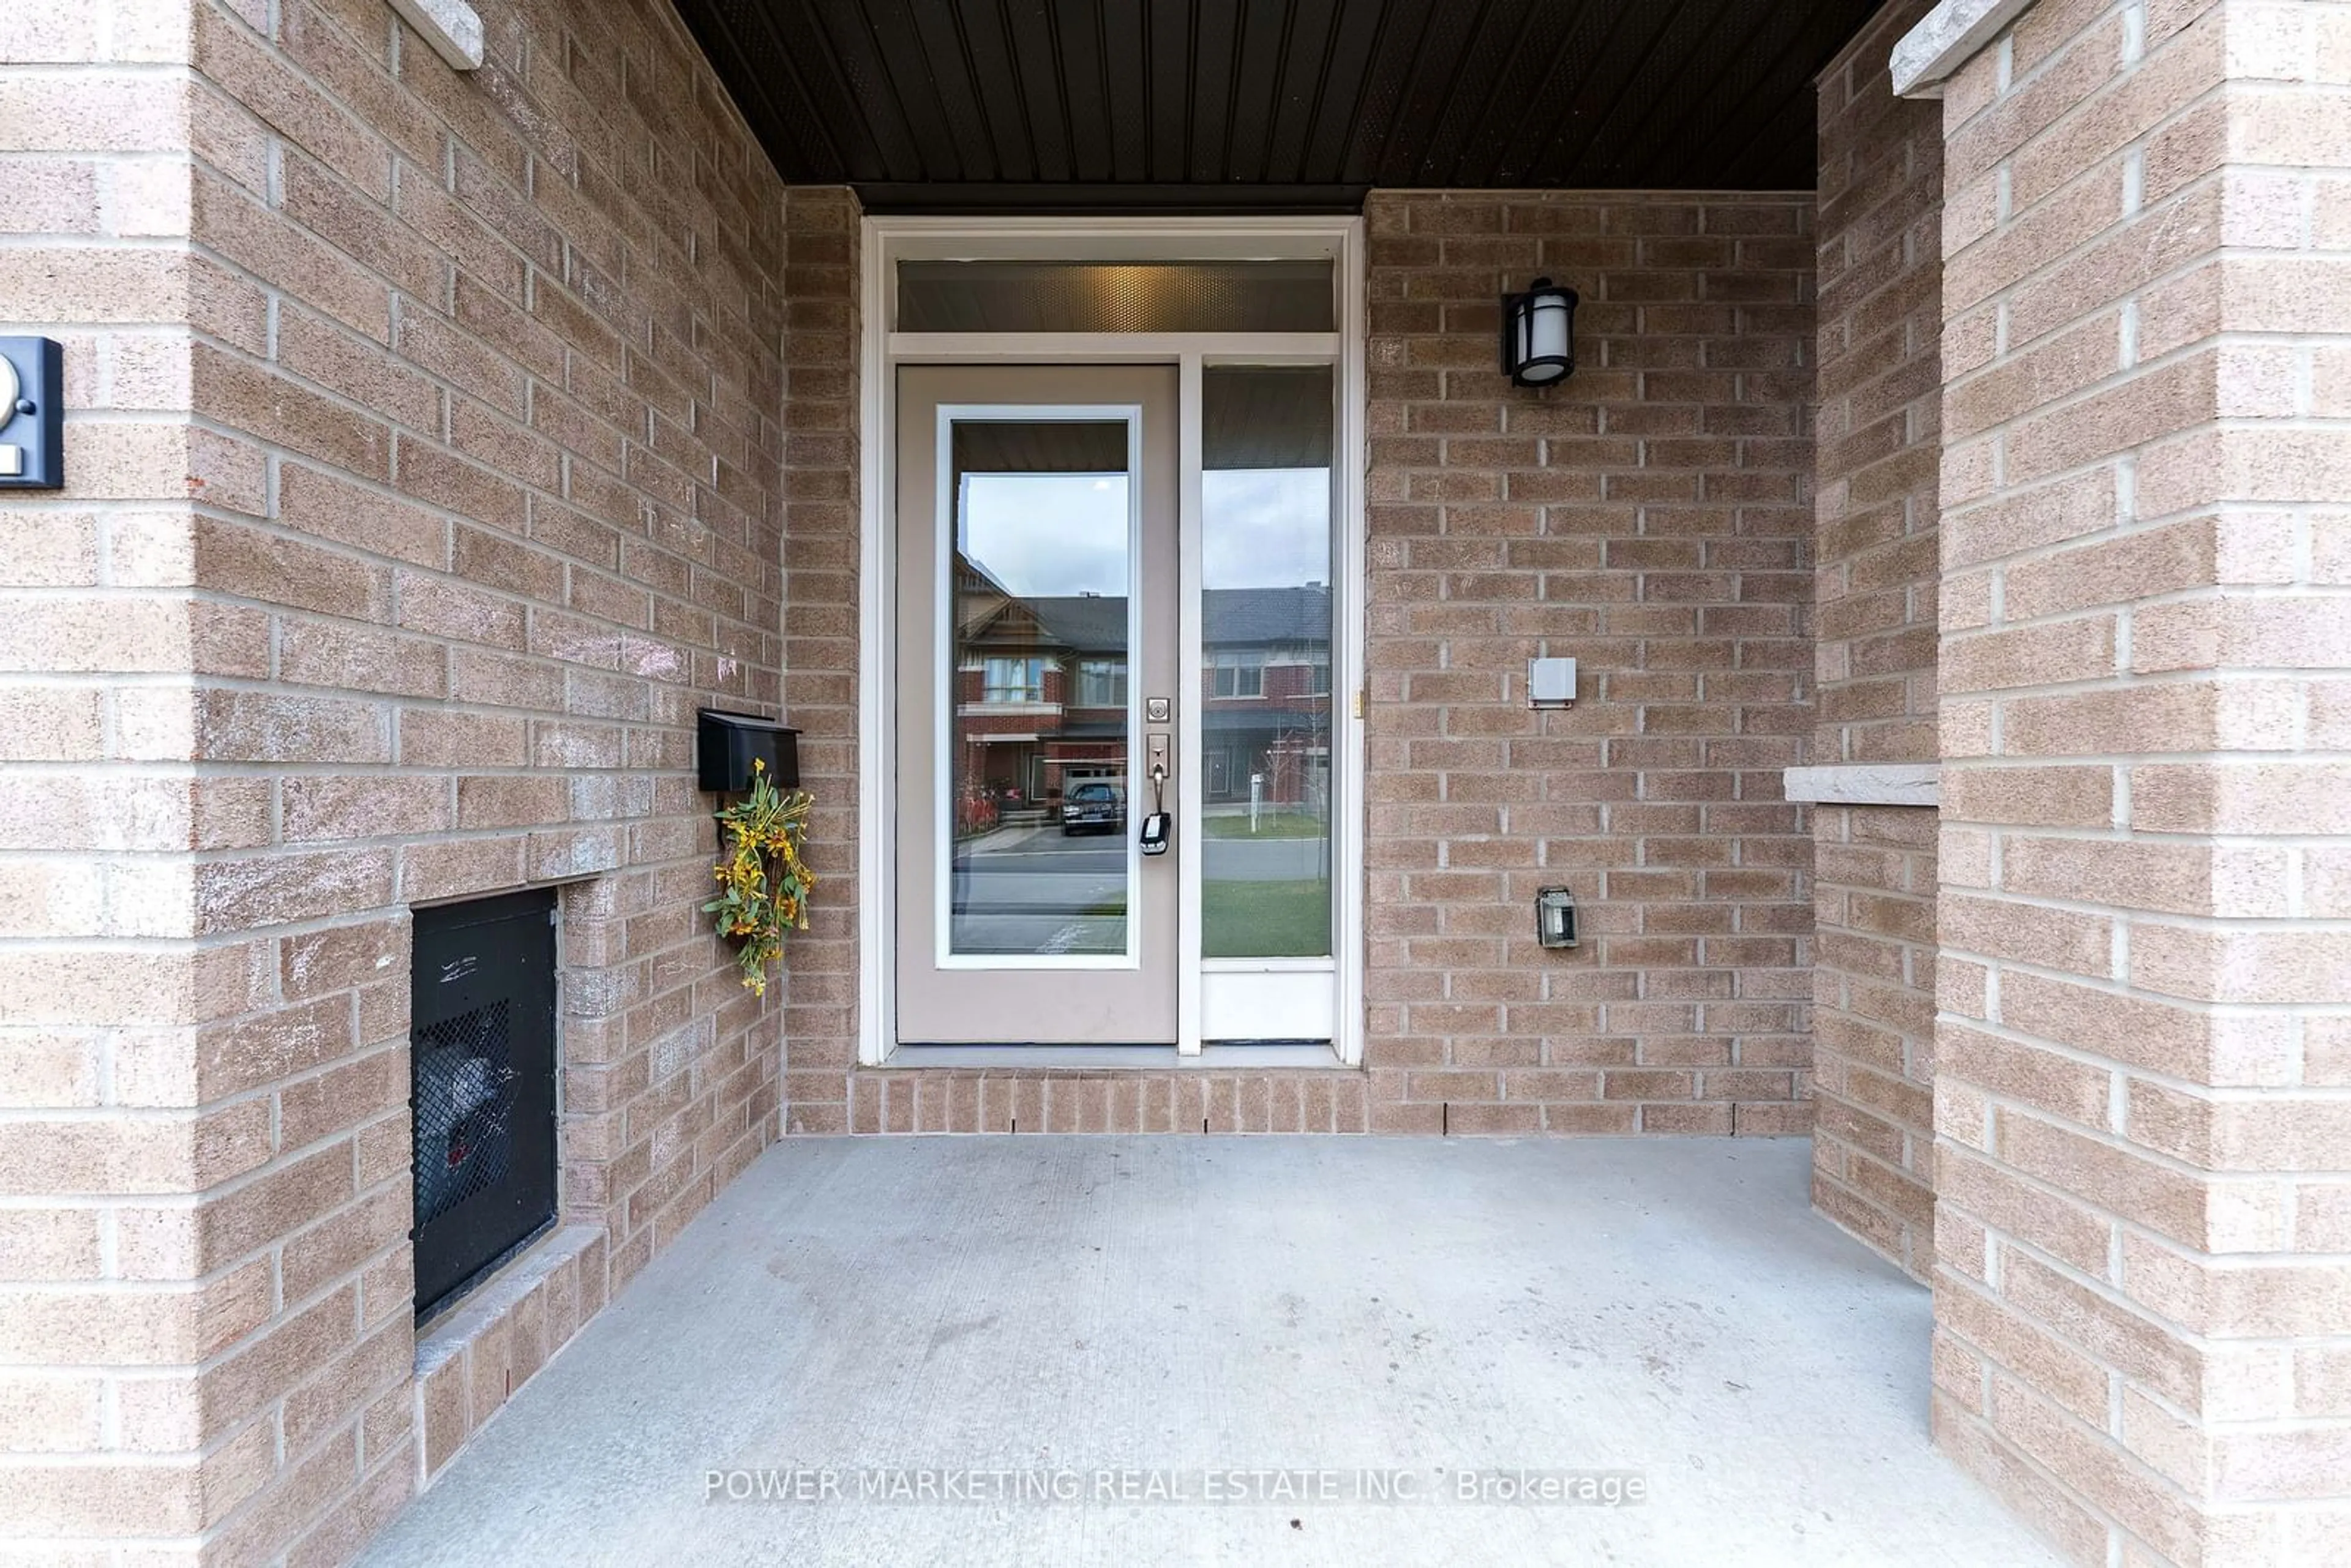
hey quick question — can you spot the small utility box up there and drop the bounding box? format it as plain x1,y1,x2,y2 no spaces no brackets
1528,657,1577,709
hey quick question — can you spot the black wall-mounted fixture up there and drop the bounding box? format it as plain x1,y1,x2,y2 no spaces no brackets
697,709,798,793
0,337,64,490
1535,887,1579,950
410,888,557,1321
1499,279,1578,388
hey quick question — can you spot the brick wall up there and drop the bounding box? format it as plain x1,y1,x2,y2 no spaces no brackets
1808,0,1944,1280
1361,190,1816,1135
0,0,228,1549
0,0,802,1556
1816,0,1944,774
1924,1,2351,1562
798,190,1821,1137
777,187,863,1134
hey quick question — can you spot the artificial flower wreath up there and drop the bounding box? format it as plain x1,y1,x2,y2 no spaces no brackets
703,758,816,997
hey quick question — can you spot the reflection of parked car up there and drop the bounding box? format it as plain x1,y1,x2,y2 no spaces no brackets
1060,781,1127,836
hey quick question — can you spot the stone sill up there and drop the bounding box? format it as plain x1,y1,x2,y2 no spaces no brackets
414,1223,607,1486
1783,763,1940,808
389,0,485,70
1891,0,2039,97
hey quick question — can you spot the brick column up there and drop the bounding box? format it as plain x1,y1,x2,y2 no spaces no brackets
3,0,804,1556
778,187,863,1131
1808,0,1946,1281
0,3,233,1548
1908,0,2351,1561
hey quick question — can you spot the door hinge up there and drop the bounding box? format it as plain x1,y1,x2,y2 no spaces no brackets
1353,688,1366,719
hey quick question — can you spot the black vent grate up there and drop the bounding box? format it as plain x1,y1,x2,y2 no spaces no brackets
410,889,557,1321
413,999,517,1229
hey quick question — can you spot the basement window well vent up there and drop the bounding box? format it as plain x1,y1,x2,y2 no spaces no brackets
410,888,558,1322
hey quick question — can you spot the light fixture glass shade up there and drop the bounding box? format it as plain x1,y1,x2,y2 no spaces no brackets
1524,294,1570,367
1501,277,1578,388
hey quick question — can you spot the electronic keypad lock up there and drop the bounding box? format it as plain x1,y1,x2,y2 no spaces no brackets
1139,811,1170,856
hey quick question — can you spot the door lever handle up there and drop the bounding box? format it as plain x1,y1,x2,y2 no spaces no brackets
1142,731,1172,855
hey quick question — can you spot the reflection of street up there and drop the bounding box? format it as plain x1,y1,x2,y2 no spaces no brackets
947,825,1332,954
1201,838,1330,882
950,826,1125,955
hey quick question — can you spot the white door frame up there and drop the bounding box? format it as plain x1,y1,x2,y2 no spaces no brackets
853,214,1369,1067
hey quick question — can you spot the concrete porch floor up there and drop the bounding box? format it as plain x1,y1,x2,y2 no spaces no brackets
364,1136,2061,1566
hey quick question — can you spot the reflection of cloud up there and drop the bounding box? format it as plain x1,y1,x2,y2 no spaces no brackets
962,473,1129,597
1207,469,1330,589
958,467,1332,596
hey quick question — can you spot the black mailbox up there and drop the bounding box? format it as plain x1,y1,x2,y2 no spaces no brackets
697,710,798,793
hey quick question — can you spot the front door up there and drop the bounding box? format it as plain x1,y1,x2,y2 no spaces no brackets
894,365,1179,1044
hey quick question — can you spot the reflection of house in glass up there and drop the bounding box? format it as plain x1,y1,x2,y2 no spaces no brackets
952,556,1331,825
1199,585,1332,809
951,557,1129,826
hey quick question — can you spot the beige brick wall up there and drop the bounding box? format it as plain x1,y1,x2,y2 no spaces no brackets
844,1067,1376,1135
0,1,230,1550
1810,803,1940,1274
776,189,864,1135
0,0,806,1556
1817,0,1945,773
1925,1,2351,1561
794,190,1823,1137
1809,0,1945,1280
1360,190,1816,1136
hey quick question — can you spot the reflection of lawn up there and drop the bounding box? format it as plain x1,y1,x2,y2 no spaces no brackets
1203,880,1331,958
1200,810,1327,841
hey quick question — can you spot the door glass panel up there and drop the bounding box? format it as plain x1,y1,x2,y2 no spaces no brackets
1201,367,1335,959
947,419,1133,957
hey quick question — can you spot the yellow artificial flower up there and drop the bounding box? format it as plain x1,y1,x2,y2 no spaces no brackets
704,775,817,995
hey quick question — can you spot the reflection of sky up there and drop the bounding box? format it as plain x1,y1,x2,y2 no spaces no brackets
1207,468,1330,589
962,473,1127,597
959,468,1332,597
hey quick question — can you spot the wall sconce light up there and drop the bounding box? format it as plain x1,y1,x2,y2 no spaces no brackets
1499,277,1577,387
1535,887,1578,950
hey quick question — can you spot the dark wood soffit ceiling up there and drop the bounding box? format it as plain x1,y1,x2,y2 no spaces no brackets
673,0,1885,211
